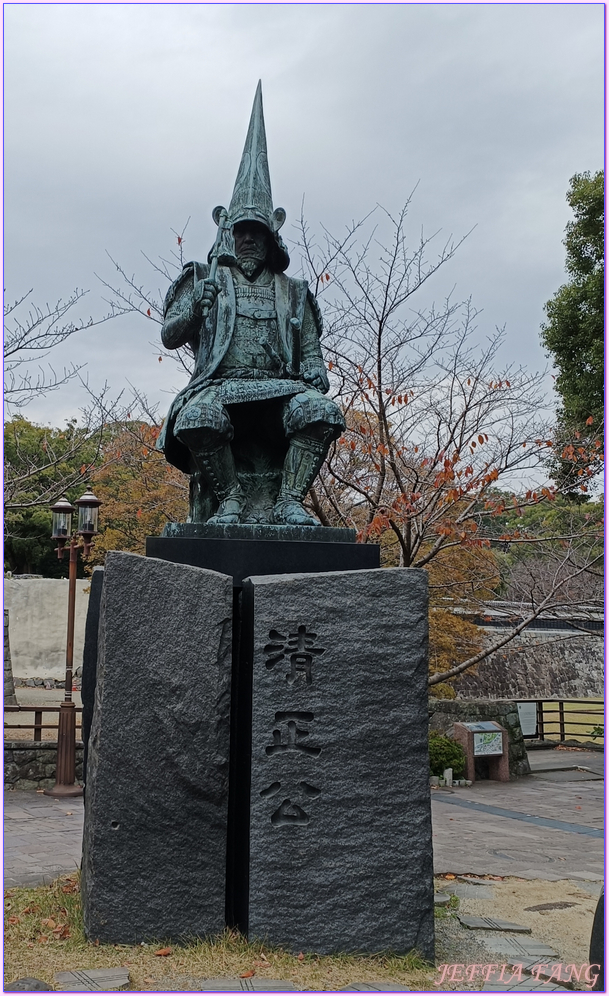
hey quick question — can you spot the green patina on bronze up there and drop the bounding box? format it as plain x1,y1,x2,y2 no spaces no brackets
156,82,344,528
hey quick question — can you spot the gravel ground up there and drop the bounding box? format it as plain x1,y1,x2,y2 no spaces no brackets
433,915,493,990
456,877,599,969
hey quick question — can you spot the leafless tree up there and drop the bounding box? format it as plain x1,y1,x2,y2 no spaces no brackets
295,199,604,685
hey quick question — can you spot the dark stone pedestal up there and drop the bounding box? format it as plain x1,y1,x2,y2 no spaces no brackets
81,566,104,786
81,552,232,943
146,530,381,931
243,568,434,957
146,532,379,587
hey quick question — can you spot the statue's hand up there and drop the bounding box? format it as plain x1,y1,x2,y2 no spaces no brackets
193,278,219,316
302,367,329,392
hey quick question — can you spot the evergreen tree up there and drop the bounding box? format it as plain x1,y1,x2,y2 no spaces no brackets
541,171,604,490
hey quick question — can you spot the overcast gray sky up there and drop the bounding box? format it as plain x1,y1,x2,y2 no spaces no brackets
4,3,604,428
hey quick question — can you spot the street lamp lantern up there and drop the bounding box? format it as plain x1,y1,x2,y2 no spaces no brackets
75,491,101,553
45,489,102,798
51,496,76,546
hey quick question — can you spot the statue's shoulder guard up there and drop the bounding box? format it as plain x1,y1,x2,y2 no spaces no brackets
306,287,323,338
163,261,209,317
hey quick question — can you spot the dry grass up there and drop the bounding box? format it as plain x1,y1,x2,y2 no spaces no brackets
4,874,436,991
538,700,604,746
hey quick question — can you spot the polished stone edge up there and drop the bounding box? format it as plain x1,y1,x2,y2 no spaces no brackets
160,522,357,544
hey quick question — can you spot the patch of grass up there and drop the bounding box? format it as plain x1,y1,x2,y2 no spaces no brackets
539,699,604,745
433,893,460,921
5,875,437,991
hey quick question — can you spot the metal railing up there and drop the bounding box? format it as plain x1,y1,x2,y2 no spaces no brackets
4,704,83,742
517,698,604,744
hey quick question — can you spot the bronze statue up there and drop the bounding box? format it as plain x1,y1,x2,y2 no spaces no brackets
157,82,344,527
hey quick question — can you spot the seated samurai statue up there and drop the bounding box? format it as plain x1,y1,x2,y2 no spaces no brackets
156,83,345,527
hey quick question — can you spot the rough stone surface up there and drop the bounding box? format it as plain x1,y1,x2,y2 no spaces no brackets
81,552,232,943
81,566,104,784
455,628,603,699
246,568,434,957
4,741,84,789
5,980,53,991
428,699,531,778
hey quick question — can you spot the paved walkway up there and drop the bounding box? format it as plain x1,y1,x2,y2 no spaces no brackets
432,753,603,880
4,751,604,888
4,790,84,888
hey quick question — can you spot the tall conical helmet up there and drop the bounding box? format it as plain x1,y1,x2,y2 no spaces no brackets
211,81,290,272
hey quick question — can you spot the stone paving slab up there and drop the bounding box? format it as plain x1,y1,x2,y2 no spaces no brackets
55,968,129,991
434,893,452,906
481,980,569,991
188,982,296,991
439,882,495,899
337,987,410,991
458,915,532,932
480,935,560,960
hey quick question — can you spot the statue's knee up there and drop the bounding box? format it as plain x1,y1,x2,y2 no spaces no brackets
174,403,233,449
283,392,345,439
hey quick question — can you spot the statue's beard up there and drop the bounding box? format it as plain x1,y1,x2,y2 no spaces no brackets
236,253,266,279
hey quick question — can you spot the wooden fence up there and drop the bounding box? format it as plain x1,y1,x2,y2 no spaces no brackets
4,704,83,741
517,698,604,745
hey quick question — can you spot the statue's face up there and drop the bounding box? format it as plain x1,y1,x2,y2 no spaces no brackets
234,221,269,276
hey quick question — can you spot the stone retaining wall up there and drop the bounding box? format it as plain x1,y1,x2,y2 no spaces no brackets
455,629,603,700
428,698,531,778
4,741,84,790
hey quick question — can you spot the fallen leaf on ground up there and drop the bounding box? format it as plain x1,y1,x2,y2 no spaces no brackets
94,938,100,946
53,924,70,939
37,935,48,943
297,953,304,961
445,874,456,880
253,961,269,967
41,918,56,929
7,916,21,925
65,811,73,816
240,970,255,978
154,947,172,957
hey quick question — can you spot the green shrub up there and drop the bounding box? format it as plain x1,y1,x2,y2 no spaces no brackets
428,731,466,777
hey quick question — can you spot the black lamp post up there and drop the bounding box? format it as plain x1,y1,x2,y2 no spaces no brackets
44,491,101,798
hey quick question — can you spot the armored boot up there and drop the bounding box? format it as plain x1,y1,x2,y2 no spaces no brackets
194,444,246,525
272,432,328,526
